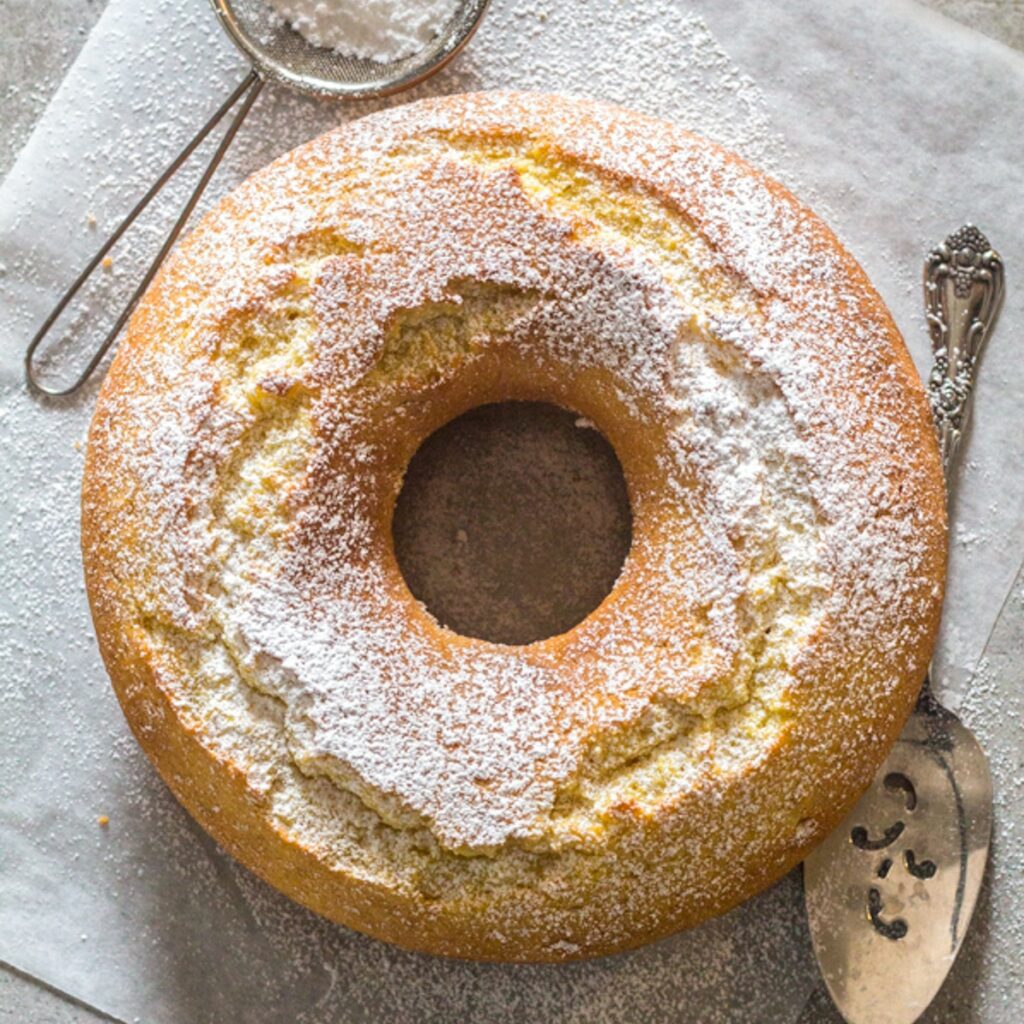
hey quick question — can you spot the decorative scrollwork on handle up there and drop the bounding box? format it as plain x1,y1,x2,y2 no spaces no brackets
924,225,1004,478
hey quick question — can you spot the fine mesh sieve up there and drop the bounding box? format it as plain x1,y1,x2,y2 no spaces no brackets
25,0,491,396
213,0,490,97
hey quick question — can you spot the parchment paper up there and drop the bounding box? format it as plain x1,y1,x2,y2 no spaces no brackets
1,1,1022,1021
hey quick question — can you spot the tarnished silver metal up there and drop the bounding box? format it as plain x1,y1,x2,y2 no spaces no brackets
804,225,1002,1024
24,0,490,397
804,688,993,1024
924,224,1004,474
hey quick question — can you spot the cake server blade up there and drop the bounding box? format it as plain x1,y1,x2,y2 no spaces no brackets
803,690,992,1024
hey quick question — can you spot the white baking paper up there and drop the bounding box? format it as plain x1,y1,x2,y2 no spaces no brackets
1,1,1022,1021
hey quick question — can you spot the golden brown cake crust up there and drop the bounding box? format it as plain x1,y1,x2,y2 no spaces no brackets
82,91,946,961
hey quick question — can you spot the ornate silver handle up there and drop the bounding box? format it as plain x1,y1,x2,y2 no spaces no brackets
924,225,1004,479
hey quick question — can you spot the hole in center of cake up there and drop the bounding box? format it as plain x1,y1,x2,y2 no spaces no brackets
392,401,632,646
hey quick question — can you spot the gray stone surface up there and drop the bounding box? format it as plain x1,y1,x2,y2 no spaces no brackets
0,962,116,1023
926,0,1024,47
1,0,1022,1021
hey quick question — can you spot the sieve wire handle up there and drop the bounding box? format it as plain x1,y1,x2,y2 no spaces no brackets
24,70,265,398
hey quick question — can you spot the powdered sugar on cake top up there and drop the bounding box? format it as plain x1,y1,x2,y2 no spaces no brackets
84,92,944,866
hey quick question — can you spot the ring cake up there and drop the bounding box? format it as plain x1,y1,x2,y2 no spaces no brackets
82,91,946,960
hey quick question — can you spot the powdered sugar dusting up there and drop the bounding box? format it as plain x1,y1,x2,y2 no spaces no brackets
84,92,944,948
0,0,984,1018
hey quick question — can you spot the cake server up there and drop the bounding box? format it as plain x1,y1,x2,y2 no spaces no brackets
804,225,1003,1024
23,0,490,397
